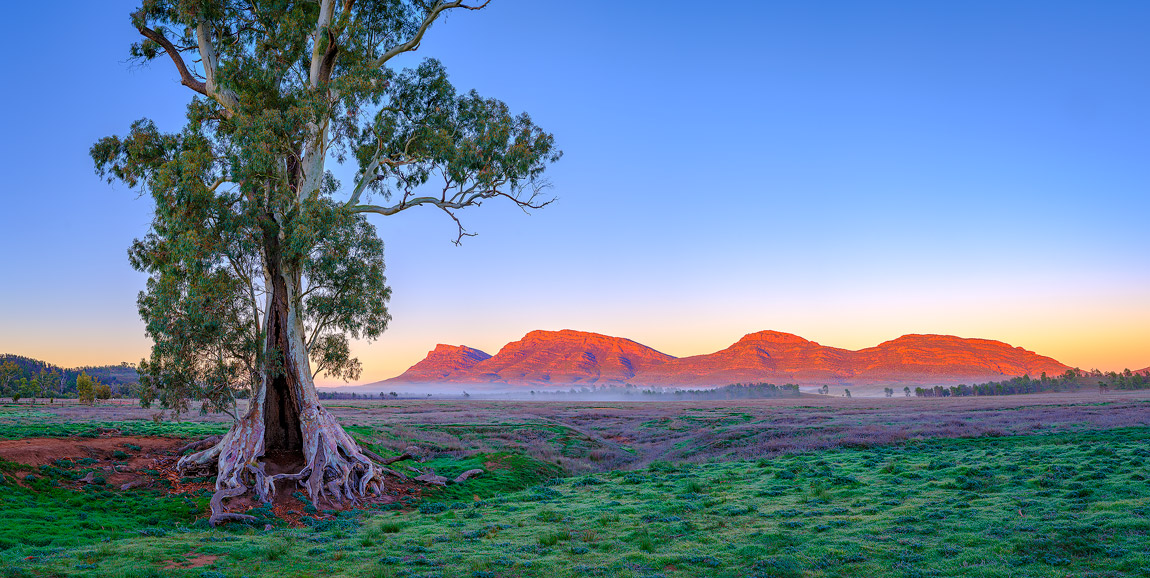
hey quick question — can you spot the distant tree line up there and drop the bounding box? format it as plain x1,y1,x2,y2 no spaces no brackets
0,354,139,402
521,382,802,399
913,369,1150,398
663,382,802,399
317,391,387,400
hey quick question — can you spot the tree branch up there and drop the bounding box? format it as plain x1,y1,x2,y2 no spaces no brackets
136,23,208,96
348,181,551,244
375,1,491,67
309,0,338,88
195,21,240,115
134,14,239,117
207,177,234,192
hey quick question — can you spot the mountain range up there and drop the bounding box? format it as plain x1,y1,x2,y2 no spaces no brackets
379,329,1074,390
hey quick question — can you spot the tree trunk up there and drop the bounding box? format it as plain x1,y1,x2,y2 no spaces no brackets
178,220,382,524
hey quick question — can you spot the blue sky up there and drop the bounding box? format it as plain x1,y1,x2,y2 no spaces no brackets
1,1,1147,381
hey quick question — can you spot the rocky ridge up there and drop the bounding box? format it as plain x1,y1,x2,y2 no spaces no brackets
383,329,1072,389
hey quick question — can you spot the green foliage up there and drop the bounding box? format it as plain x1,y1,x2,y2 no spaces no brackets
0,355,138,398
75,372,98,405
15,379,37,405
916,368,1150,398
0,361,18,398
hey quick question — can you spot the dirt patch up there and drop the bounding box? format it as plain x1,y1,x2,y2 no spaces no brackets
0,435,184,468
483,456,511,470
0,435,191,489
162,552,219,570
0,432,461,525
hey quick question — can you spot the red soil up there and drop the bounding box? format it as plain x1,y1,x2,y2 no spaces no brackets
0,434,186,488
0,433,419,525
162,553,219,570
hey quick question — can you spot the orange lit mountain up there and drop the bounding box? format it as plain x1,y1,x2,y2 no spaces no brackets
392,330,675,386
640,331,855,386
382,330,1072,389
387,344,492,382
851,334,1069,382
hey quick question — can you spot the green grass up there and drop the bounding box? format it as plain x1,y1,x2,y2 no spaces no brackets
2,424,1148,577
0,460,207,550
0,417,227,440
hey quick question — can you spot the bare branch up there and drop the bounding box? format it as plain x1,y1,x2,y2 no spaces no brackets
134,15,239,116
207,177,233,192
136,23,208,96
440,206,476,245
348,180,552,243
375,1,491,67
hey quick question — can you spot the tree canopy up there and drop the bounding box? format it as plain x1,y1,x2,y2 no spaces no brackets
92,0,559,417
91,0,560,518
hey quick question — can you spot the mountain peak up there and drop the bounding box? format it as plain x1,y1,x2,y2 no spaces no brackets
736,330,815,345
385,344,491,383
385,329,1073,389
481,329,675,384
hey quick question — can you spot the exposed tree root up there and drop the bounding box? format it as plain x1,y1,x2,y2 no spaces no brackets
414,472,449,486
209,484,252,527
454,469,483,483
361,448,413,466
380,467,408,481
178,404,488,526
177,435,222,455
178,405,386,520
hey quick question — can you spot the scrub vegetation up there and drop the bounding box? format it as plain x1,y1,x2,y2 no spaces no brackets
1,393,1148,577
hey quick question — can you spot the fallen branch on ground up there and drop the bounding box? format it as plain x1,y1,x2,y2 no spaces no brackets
177,435,222,455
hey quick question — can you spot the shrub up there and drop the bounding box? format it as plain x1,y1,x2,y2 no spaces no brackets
419,502,448,515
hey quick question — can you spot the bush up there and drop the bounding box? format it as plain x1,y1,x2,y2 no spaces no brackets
418,502,448,515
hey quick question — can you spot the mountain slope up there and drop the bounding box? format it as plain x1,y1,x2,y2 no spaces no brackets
382,330,1073,388
639,331,854,386
851,334,1069,381
387,345,492,383
386,330,674,386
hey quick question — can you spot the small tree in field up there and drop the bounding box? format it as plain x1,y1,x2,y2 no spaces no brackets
34,369,60,405
0,361,19,398
92,0,559,522
77,372,99,405
13,378,29,404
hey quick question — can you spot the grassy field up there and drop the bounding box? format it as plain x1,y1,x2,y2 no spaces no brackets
1,395,1148,577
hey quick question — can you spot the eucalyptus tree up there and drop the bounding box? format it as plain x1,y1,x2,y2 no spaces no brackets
93,0,559,522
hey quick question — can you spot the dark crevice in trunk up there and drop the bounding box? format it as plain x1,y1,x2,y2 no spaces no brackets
264,372,303,453
262,217,305,464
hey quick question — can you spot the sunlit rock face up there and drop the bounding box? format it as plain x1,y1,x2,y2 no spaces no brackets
385,330,1072,389
849,334,1069,382
389,344,492,382
471,329,675,386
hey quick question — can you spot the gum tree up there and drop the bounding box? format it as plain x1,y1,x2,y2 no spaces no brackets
93,0,559,523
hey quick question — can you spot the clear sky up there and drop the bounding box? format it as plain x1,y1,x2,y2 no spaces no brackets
1,1,1147,383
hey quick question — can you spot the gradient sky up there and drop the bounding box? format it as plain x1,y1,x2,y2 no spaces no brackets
1,1,1147,384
